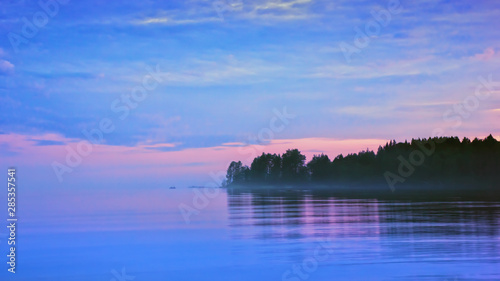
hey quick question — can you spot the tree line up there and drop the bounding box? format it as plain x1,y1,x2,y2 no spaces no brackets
223,135,500,187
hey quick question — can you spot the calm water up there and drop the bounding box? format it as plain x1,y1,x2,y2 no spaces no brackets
2,187,500,280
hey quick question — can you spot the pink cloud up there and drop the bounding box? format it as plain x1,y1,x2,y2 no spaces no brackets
0,59,14,74
0,133,388,186
473,47,495,61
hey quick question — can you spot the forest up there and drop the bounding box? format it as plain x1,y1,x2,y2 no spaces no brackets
223,135,500,189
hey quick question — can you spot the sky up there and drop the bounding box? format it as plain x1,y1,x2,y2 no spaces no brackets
0,0,499,187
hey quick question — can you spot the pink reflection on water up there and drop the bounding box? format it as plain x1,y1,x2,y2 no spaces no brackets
227,192,382,242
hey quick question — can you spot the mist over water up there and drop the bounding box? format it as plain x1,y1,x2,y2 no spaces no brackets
2,187,500,281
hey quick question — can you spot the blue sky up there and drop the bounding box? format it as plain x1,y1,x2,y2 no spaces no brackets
0,0,499,186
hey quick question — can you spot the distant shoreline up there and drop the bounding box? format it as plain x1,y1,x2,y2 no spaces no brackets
222,135,499,199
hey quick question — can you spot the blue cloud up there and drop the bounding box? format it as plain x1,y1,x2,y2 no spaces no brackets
30,139,66,146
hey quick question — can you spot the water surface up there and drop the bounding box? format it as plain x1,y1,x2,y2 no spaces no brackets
2,187,499,280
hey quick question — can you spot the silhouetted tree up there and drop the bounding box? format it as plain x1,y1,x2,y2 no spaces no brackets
250,153,281,182
225,161,249,185
307,154,331,182
282,149,307,182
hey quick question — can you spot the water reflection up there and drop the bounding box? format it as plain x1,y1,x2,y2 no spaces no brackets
228,189,382,240
227,188,500,279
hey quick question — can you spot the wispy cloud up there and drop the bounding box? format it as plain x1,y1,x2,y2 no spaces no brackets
132,16,221,25
131,0,316,26
30,139,67,146
309,56,460,80
472,47,496,61
141,142,180,151
254,0,312,10
0,59,14,75
221,142,246,146
244,0,315,21
122,56,283,85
